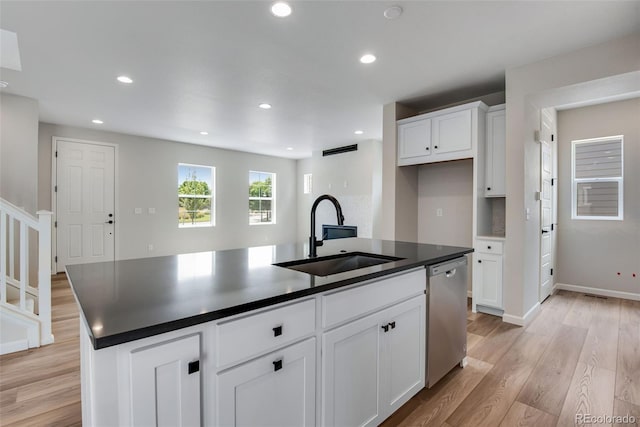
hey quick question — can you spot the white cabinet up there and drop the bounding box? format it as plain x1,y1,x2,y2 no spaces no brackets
473,238,504,311
431,108,472,155
322,295,426,427
397,101,486,166
130,334,201,427
398,119,432,159
217,338,316,427
485,105,506,197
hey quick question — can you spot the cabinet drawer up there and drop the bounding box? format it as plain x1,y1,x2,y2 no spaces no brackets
322,268,426,329
216,299,315,367
475,239,503,255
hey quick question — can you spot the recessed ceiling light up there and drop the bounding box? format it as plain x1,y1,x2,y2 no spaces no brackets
117,75,133,84
92,119,104,124
0,81,8,88
200,131,209,135
286,147,294,151
271,2,292,17
259,103,272,109
383,5,403,20
354,130,364,135
360,54,376,64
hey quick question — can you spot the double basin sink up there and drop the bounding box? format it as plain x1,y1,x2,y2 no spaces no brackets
274,252,404,277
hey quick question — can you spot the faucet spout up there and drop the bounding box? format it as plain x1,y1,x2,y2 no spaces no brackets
309,194,344,258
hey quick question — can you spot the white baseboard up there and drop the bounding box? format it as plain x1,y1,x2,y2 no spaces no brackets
0,338,29,355
503,302,541,327
554,283,640,301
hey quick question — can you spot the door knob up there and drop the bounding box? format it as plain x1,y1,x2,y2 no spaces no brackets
541,229,549,234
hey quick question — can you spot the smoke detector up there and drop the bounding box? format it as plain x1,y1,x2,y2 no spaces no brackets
383,6,403,20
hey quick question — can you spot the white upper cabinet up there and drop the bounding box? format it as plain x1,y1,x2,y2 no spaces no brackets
398,118,432,159
431,109,472,155
397,101,487,166
485,105,506,197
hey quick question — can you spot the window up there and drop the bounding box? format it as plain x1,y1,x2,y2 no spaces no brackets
303,173,312,194
571,136,623,220
249,171,275,224
178,163,215,227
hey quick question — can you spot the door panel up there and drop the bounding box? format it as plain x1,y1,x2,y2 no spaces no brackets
432,109,472,154
398,119,432,159
56,140,115,271
539,108,555,302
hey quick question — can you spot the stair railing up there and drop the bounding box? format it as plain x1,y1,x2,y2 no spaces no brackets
0,197,54,346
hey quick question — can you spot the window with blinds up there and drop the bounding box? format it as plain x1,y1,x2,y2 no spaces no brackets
571,136,623,220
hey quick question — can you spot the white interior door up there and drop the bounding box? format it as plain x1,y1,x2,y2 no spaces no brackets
56,139,115,271
539,110,555,302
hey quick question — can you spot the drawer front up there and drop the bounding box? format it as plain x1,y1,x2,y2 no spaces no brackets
323,268,426,329
216,299,315,367
475,239,503,255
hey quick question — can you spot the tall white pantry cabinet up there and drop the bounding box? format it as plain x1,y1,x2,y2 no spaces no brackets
80,268,427,426
396,101,507,315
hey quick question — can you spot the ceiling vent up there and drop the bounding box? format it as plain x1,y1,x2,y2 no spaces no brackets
322,144,358,157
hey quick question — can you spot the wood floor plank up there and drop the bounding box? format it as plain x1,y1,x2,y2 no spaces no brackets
445,332,551,427
578,313,620,372
517,324,588,416
620,300,640,325
525,304,566,337
15,370,81,402
0,382,81,425
563,294,597,328
466,314,502,336
557,362,616,426
615,321,640,406
613,399,640,427
466,333,483,352
2,401,82,427
499,401,558,427
544,290,577,312
388,357,493,427
468,322,523,365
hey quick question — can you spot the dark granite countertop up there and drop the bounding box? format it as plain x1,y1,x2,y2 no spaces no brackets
66,238,472,349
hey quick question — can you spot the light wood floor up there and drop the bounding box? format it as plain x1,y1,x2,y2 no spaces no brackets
1,275,638,426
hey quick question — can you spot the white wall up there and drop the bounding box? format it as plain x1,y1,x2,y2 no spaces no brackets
417,159,473,248
1,93,39,214
301,140,382,242
556,98,640,295
38,123,298,261
504,32,640,319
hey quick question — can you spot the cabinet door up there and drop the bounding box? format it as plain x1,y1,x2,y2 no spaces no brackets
130,334,201,427
485,109,506,197
473,253,503,309
398,119,432,159
322,311,384,427
217,338,316,427
432,109,472,154
381,296,426,414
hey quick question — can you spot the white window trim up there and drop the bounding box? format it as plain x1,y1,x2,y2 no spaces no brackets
178,163,216,228
249,170,276,225
571,135,623,221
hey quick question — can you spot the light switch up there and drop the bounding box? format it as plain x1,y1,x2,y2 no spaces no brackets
134,208,142,214
148,207,156,214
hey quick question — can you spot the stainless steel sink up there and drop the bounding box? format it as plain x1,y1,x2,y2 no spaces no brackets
274,252,404,276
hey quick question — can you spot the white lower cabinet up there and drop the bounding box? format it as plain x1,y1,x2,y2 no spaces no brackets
129,334,201,427
217,338,316,427
473,252,503,309
322,295,426,427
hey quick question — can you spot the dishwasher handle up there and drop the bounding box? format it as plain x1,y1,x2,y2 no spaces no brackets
445,268,457,278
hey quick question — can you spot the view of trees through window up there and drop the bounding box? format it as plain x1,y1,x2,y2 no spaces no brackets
249,171,275,224
178,164,214,227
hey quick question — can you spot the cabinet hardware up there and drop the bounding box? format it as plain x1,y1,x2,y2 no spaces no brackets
273,359,283,372
389,321,396,330
381,324,390,332
478,260,482,263
188,360,200,374
487,246,491,250
105,220,113,224
434,145,439,149
272,325,283,337
425,147,429,151
487,187,491,191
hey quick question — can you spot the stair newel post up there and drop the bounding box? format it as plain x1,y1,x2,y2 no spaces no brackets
37,210,54,345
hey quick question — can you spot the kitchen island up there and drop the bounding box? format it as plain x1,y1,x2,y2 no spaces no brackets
67,238,472,426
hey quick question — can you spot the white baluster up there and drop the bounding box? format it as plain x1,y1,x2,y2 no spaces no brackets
19,221,27,311
0,210,6,303
9,217,14,281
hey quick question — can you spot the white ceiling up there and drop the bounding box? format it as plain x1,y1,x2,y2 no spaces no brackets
1,1,638,159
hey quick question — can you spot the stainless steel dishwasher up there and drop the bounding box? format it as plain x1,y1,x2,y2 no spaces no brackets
426,256,468,388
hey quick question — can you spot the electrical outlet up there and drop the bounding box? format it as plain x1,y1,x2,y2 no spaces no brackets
436,208,443,217
134,208,142,214
148,244,154,252
148,207,156,214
